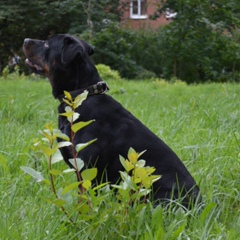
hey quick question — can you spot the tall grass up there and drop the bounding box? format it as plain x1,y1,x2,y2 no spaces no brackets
0,75,239,239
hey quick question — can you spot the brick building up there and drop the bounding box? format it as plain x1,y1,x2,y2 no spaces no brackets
121,0,174,30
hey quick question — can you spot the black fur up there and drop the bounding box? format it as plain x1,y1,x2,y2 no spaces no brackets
23,34,201,208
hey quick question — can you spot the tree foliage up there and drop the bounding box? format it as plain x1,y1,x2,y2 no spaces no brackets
152,0,240,82
0,0,125,72
1,0,240,82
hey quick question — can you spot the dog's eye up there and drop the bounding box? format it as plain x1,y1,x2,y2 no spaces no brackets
44,42,49,48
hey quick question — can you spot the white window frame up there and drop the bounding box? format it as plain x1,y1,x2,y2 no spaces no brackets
130,0,148,19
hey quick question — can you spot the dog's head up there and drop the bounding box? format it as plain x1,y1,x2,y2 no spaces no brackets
23,34,96,97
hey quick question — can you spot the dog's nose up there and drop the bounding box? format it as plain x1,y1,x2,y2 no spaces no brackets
24,38,31,44
23,38,34,47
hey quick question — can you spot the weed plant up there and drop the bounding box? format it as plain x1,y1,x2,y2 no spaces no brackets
0,75,239,239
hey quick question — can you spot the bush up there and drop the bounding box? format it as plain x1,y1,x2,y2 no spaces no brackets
91,16,240,83
96,64,122,81
135,68,157,80
92,24,141,79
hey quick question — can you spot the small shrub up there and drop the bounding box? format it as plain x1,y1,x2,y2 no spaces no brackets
135,68,157,80
153,78,169,88
96,64,122,81
170,77,187,86
1,65,22,79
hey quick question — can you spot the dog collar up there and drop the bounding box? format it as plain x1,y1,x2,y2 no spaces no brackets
57,81,109,102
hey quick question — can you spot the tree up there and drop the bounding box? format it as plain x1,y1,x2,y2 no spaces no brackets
152,0,240,82
0,0,76,72
0,0,127,73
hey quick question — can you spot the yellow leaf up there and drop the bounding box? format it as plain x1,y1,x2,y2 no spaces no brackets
145,167,156,175
63,91,72,101
62,98,72,106
128,152,138,164
71,120,95,133
135,168,147,181
125,160,134,172
81,168,97,181
59,111,74,118
38,146,57,157
82,180,91,190
127,148,138,164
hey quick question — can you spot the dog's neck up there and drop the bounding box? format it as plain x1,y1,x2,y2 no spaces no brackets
52,60,103,99
57,81,109,102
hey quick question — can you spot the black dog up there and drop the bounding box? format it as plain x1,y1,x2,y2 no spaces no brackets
23,34,201,208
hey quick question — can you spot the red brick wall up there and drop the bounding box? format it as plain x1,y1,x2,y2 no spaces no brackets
121,0,171,30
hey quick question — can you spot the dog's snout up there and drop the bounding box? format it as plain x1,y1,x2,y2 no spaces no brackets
23,38,33,47
24,38,30,43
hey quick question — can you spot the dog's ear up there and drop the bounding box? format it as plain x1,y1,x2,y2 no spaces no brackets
80,40,95,56
61,36,94,64
61,36,83,64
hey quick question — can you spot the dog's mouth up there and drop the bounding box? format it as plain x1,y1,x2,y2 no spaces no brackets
25,58,44,73
25,59,43,71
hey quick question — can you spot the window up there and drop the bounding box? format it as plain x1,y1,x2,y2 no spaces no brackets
130,0,147,19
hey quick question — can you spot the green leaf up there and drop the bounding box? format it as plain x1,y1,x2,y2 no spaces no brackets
49,169,62,176
119,155,126,169
41,129,52,141
72,112,80,122
53,130,70,141
200,202,216,224
63,168,76,173
81,168,97,181
57,141,72,148
71,120,95,133
173,223,186,238
92,182,109,191
42,179,51,185
138,149,147,158
62,182,80,195
72,90,88,109
51,150,64,164
111,184,123,190
51,198,66,207
136,159,146,168
21,166,45,182
75,139,97,153
69,158,84,171
77,203,90,214
120,171,137,190
38,145,57,157
150,175,161,183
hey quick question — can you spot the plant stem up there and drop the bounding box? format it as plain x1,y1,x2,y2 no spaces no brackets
70,115,85,194
48,142,75,224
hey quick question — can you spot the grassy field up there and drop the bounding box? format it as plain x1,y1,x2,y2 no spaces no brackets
0,75,239,239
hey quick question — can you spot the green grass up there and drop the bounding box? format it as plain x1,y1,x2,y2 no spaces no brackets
0,75,240,239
